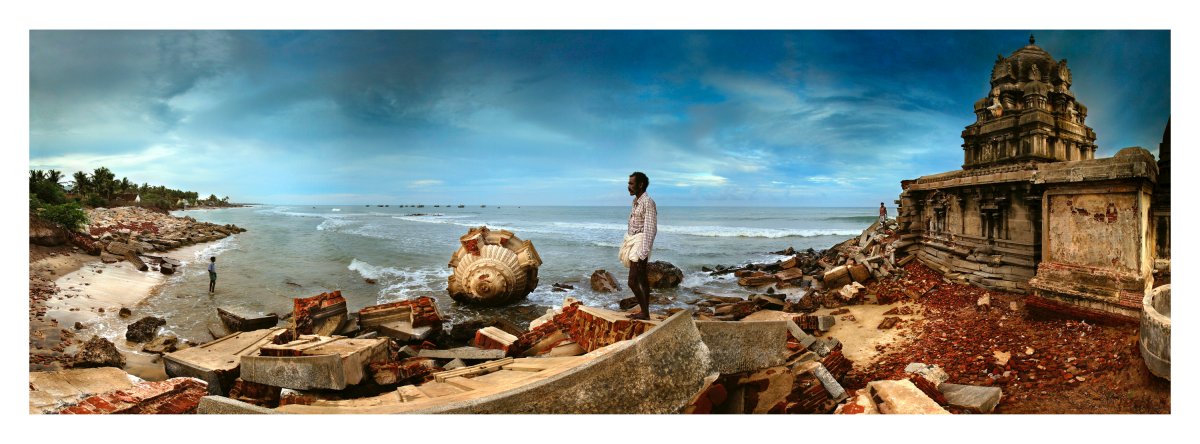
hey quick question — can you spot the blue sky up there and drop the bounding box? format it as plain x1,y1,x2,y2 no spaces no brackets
28,30,1170,206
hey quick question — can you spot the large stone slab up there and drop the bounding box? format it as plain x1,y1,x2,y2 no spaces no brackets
418,346,507,361
163,327,288,395
866,379,950,414
695,320,788,374
939,383,1002,413
29,367,137,414
241,336,390,390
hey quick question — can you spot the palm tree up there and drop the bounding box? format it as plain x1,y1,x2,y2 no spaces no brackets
45,170,64,188
71,171,91,195
29,170,45,190
92,167,116,201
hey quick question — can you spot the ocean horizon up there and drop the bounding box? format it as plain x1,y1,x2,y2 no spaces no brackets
111,205,878,343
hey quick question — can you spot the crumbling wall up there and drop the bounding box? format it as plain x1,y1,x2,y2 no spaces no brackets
1045,192,1139,273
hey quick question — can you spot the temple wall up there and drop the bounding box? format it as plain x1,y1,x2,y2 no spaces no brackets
1045,191,1140,273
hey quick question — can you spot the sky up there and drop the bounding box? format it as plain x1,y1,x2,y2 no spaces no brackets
28,30,1170,206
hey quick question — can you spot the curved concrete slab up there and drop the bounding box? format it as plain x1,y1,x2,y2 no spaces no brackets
268,309,713,414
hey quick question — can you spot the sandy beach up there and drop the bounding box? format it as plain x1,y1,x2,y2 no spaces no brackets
30,239,228,381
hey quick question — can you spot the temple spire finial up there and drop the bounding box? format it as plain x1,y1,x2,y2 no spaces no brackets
1029,33,1036,45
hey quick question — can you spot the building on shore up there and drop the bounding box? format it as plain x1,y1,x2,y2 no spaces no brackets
894,35,1169,322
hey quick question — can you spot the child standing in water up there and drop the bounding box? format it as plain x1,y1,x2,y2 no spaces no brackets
208,256,217,293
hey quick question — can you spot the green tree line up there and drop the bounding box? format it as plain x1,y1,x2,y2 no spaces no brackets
30,167,233,231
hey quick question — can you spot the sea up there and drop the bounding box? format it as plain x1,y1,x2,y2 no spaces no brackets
137,205,877,342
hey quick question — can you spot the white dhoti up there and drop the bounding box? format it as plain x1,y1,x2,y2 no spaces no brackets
619,233,646,268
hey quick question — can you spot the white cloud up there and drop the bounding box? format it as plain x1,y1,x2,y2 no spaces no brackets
409,179,444,188
29,145,177,174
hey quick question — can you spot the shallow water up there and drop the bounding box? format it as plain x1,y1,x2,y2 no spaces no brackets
136,205,871,342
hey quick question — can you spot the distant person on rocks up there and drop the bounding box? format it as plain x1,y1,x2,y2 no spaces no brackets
879,202,887,225
208,256,217,293
620,171,657,320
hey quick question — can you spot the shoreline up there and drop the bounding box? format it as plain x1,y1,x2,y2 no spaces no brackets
30,238,230,381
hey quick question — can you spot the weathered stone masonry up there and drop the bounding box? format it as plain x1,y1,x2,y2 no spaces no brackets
894,36,1167,322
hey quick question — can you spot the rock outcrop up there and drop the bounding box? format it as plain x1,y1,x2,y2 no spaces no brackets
646,261,683,288
126,316,166,343
590,269,619,292
73,336,126,368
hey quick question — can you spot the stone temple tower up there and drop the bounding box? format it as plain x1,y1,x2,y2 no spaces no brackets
963,34,1098,169
895,35,1160,322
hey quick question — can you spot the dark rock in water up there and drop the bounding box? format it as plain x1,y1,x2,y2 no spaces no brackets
126,316,166,343
702,266,713,273
364,278,377,285
160,262,175,275
119,307,132,318
619,296,639,310
73,336,126,368
646,261,684,288
74,322,84,330
771,246,797,256
590,270,619,293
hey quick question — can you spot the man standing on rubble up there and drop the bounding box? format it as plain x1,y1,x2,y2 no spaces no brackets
620,171,657,320
879,202,887,225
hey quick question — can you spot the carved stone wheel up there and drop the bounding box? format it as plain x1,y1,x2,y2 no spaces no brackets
448,226,542,306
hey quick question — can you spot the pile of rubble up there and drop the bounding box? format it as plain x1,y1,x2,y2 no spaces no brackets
81,207,245,270
846,261,1140,409
706,219,902,309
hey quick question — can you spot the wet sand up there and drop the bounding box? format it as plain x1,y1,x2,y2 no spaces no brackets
36,241,224,381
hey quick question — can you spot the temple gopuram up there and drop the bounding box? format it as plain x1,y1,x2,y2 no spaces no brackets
894,35,1169,322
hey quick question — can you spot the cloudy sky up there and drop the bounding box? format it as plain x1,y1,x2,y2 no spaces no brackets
29,30,1170,206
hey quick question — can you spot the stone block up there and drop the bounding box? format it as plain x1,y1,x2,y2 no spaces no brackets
241,336,390,390
695,320,788,374
817,315,836,331
866,379,950,414
904,362,949,387
164,327,288,395
939,383,1002,413
737,366,794,414
811,363,847,401
418,346,506,361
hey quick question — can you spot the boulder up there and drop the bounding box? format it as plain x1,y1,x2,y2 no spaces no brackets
105,241,135,256
125,316,166,343
73,336,126,368
938,383,1003,413
100,252,122,264
590,269,619,293
646,261,683,288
